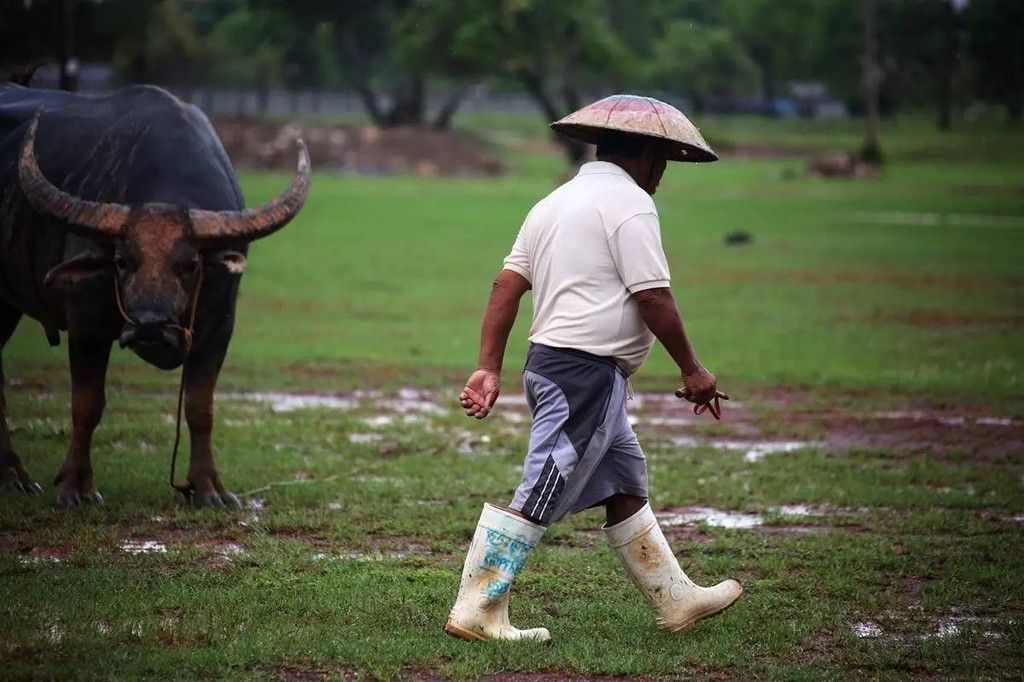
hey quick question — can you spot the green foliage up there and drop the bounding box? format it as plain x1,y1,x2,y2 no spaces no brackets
204,4,289,88
964,0,1024,120
395,0,633,92
647,21,758,108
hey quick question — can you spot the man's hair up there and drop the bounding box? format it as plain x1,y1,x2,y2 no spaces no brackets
595,132,651,160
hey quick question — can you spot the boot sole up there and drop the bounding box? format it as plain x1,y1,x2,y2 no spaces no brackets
444,620,485,642
664,587,744,634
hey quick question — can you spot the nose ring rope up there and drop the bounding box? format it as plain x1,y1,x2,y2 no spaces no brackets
113,266,203,496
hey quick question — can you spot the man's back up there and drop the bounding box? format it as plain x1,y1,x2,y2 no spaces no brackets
502,161,671,374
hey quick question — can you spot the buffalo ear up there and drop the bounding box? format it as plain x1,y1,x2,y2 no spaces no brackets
43,253,112,290
211,250,247,275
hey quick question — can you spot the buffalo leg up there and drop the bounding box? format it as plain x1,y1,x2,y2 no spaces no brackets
181,351,240,508
0,304,42,493
55,333,110,507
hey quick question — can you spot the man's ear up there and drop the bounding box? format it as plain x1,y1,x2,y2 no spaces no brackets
43,253,112,290
210,250,247,275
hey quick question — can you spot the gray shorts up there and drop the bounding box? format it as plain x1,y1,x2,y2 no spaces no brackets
509,344,648,525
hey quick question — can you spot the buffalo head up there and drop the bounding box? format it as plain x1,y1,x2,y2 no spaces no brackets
18,110,310,370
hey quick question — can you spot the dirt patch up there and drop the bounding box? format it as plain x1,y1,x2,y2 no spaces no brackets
270,661,359,682
675,267,1023,294
718,142,817,160
214,116,504,177
826,413,1024,459
15,545,71,565
851,310,1024,329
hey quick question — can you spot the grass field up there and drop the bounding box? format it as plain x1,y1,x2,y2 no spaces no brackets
2,114,1023,681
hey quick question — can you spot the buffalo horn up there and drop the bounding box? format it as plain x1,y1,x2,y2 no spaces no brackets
18,109,130,238
188,140,310,244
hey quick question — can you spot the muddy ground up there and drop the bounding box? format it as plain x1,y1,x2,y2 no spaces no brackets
214,117,505,177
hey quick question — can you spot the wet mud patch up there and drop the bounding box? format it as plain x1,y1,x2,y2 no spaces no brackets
14,545,72,566
656,505,870,535
849,609,1017,645
223,386,1021,460
313,536,437,562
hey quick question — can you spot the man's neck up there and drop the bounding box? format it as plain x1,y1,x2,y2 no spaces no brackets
597,156,649,193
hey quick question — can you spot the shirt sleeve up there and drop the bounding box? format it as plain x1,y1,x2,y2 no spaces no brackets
608,212,671,293
502,222,532,283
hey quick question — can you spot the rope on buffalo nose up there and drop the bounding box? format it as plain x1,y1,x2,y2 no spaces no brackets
113,267,202,498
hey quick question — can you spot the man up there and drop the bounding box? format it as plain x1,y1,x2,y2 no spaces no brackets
446,95,741,643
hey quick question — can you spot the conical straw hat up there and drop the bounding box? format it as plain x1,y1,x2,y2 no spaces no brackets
551,94,717,162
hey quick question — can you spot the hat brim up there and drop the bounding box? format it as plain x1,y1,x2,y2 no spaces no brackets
550,122,718,163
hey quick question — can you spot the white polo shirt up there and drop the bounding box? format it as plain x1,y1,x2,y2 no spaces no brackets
503,161,671,375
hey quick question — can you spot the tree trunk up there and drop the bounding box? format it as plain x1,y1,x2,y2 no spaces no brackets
1008,94,1023,123
57,0,78,91
937,0,957,131
433,84,472,129
518,71,588,169
255,65,270,117
384,77,425,127
861,0,883,163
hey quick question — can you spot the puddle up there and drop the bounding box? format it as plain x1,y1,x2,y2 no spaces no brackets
926,615,1011,640
361,414,423,428
314,550,424,562
976,417,1014,426
656,504,852,531
454,430,492,455
852,621,883,638
873,411,1015,427
353,475,404,484
198,541,246,567
46,623,66,644
658,506,764,529
225,391,358,412
348,432,382,444
121,540,168,555
17,547,67,565
670,437,814,462
224,388,446,416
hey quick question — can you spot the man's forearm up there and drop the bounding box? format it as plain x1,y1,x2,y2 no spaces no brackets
478,270,529,372
634,287,701,375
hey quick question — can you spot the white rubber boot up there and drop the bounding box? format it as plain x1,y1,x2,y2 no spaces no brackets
604,503,742,632
446,503,551,642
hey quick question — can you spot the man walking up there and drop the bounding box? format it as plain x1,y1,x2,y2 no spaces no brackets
446,95,741,642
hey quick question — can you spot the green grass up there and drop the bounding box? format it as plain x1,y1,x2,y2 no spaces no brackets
2,114,1023,680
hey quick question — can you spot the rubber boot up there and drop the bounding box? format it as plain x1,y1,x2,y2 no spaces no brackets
604,502,742,632
445,503,550,642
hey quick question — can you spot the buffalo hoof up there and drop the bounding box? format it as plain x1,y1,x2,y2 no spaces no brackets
192,490,242,509
179,475,242,510
57,488,104,508
0,455,43,494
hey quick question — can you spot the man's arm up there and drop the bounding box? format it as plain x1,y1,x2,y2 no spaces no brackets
459,269,531,419
632,287,721,406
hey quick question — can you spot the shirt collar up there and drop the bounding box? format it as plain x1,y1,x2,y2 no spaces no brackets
576,161,638,186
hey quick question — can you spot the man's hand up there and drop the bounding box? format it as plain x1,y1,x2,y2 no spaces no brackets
459,368,501,419
676,366,730,420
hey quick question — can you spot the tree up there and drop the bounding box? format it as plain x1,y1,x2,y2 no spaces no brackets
250,0,442,127
861,0,883,162
396,0,633,166
964,0,1024,122
717,0,820,105
205,4,290,113
647,21,758,112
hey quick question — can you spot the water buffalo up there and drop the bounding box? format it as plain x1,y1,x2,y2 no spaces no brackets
0,83,310,507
